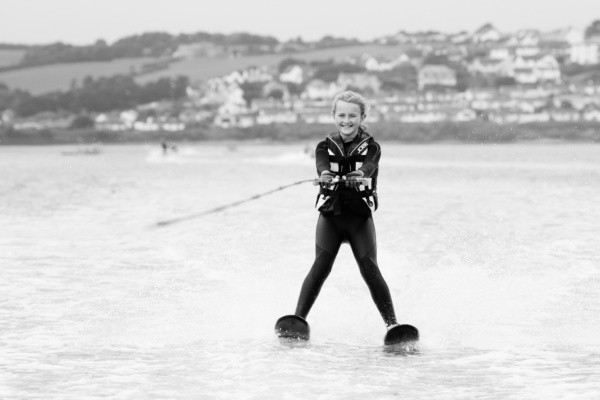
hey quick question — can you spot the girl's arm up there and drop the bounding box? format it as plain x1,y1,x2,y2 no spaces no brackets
357,141,381,178
315,140,331,176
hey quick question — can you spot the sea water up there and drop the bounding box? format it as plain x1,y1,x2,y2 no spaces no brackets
1,143,599,399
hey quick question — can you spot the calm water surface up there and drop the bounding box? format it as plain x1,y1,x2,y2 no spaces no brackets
1,143,599,399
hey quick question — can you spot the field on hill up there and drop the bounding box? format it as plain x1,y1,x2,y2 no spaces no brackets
0,49,25,68
0,57,157,94
0,45,406,94
136,44,407,84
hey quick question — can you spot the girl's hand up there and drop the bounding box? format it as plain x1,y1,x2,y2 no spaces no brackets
320,170,336,183
344,170,364,188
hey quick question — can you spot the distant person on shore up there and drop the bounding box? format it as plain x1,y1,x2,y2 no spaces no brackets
161,141,178,155
292,90,400,332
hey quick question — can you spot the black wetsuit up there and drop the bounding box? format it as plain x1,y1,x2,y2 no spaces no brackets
294,131,398,326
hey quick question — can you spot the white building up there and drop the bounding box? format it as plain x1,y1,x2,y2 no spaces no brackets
418,65,457,89
508,55,561,84
279,65,305,85
570,40,600,65
302,80,343,100
471,23,503,43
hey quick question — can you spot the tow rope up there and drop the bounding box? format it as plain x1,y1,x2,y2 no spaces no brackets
154,179,315,227
154,177,371,227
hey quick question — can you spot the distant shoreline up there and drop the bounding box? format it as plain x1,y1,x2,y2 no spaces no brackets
1,121,599,146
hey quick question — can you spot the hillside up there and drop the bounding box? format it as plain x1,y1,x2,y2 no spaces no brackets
0,44,406,94
0,57,157,95
0,49,26,68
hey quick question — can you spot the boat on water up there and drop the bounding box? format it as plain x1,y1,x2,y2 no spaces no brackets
61,146,102,156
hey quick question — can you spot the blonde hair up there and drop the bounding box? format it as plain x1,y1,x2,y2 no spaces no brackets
331,90,369,117
331,91,369,131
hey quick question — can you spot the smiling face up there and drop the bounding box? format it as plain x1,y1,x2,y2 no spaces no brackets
332,100,365,142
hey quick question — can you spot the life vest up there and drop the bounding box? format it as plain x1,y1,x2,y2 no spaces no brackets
315,135,378,215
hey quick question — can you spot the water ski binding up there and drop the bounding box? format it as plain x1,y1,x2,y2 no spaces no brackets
275,315,310,341
384,324,419,346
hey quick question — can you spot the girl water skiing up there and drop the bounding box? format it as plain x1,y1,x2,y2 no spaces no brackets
293,90,400,333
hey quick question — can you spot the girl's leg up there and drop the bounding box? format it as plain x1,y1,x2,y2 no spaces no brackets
347,215,398,327
294,214,343,318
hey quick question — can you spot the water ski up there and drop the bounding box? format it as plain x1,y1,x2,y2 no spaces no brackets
274,315,310,340
384,324,419,345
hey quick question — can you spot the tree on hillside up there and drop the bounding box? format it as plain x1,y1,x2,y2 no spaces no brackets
0,74,190,117
316,36,362,48
112,32,176,57
0,83,13,110
585,20,600,39
285,82,305,96
312,61,366,83
377,64,418,92
422,54,451,66
239,81,266,105
278,58,306,73
70,115,95,129
223,33,279,46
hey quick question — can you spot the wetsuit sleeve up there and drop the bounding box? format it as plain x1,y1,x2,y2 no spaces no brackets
357,140,381,178
315,140,330,175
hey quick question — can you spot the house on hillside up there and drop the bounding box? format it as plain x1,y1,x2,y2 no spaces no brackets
298,105,332,124
431,46,467,63
565,70,600,94
488,110,550,124
489,44,541,61
541,104,581,122
506,55,561,84
256,108,297,124
214,113,256,128
449,31,471,44
178,109,214,124
217,86,248,116
385,31,417,44
252,98,290,112
472,23,503,43
539,27,584,61
552,93,600,110
279,65,306,85
95,112,129,131
337,73,381,93
489,46,511,60
570,39,600,65
302,80,343,100
133,117,158,132
392,110,448,123
500,85,564,99
240,66,273,83
464,87,498,101
582,104,600,121
540,27,584,45
469,93,512,111
363,54,410,71
418,65,457,90
12,111,74,131
450,108,478,122
468,57,508,75
222,71,245,85
506,30,540,47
